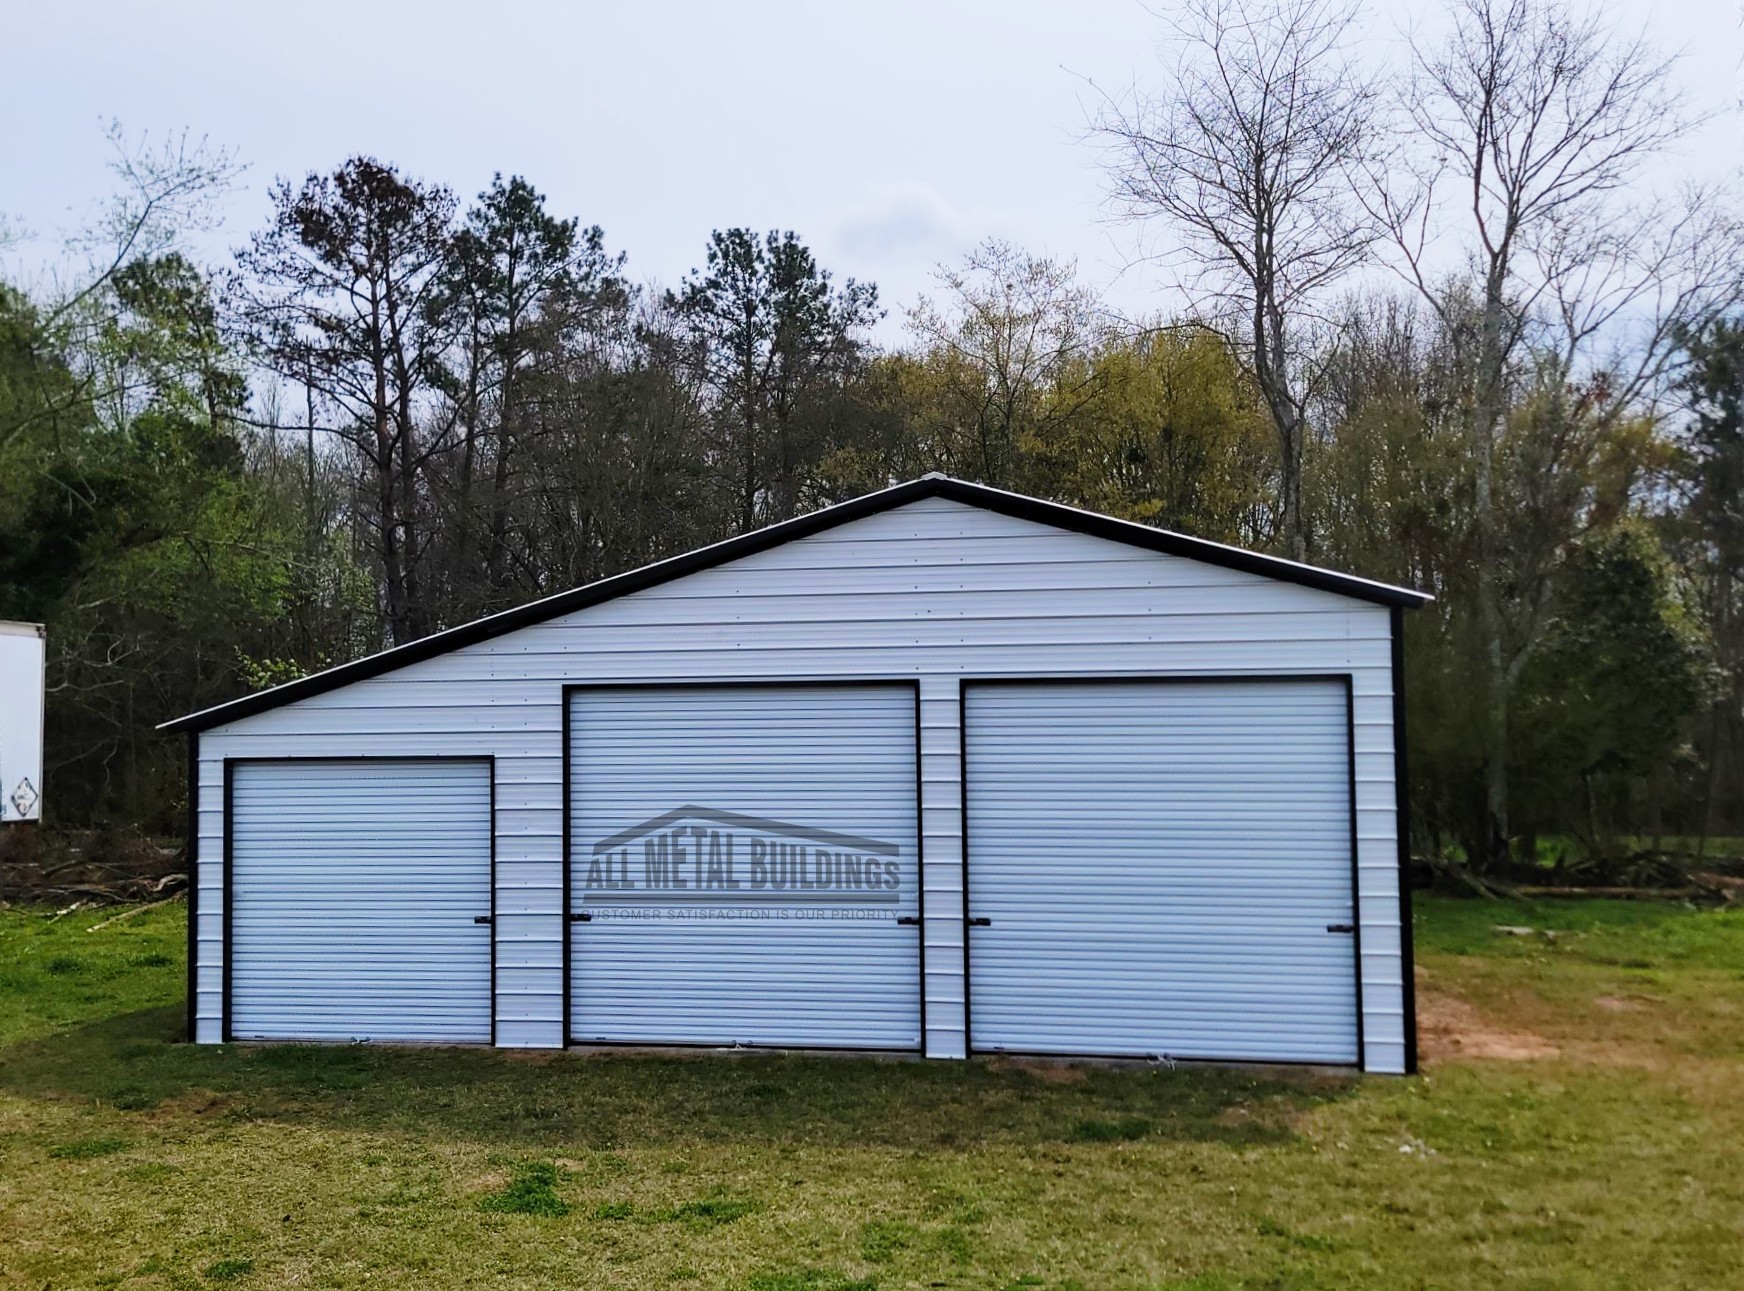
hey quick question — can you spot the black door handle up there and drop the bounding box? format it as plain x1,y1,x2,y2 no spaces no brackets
1326,923,1354,934
896,915,920,926
570,912,592,923
473,915,493,925
968,917,991,927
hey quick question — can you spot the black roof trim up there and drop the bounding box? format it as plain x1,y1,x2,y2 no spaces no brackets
159,474,1431,734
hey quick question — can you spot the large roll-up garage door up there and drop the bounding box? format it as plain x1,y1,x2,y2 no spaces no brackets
228,759,493,1043
568,683,921,1049
964,679,1358,1064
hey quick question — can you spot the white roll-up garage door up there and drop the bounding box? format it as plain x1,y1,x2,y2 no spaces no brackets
228,759,493,1043
964,679,1358,1064
568,684,921,1049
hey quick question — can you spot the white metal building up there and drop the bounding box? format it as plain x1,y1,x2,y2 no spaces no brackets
163,476,1430,1072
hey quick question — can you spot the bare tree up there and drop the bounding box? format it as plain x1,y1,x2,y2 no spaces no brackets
905,240,1103,488
1370,0,1737,866
1093,0,1380,560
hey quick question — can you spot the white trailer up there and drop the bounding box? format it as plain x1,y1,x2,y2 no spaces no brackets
0,621,45,824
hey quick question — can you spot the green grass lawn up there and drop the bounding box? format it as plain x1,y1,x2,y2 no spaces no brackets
2,897,1741,1289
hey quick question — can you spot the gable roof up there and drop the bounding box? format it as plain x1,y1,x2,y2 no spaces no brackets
160,474,1431,734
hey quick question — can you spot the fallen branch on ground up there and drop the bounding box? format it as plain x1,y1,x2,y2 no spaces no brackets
1418,853,1516,899
86,895,182,932
1512,885,1707,900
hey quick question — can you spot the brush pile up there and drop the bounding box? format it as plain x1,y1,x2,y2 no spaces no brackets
0,826,185,907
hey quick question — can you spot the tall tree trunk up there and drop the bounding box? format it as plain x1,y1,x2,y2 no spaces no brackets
304,378,318,558
453,321,483,608
396,389,422,642
486,320,519,594
1255,286,1307,562
1473,268,1512,869
739,395,758,534
773,414,794,523
485,425,514,595
375,417,407,646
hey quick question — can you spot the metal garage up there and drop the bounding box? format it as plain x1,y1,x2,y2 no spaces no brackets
164,474,1429,1072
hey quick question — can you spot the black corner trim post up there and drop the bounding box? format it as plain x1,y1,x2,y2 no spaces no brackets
220,757,234,1043
912,680,928,1058
1343,674,1366,1070
1391,606,1419,1074
185,732,198,1042
560,693,573,1050
487,753,498,1049
957,680,972,1055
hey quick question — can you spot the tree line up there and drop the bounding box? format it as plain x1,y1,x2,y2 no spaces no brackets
2,0,1740,879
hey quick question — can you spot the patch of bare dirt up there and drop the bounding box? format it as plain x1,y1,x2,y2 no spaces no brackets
134,1088,233,1129
503,1048,562,1065
1417,988,1560,1063
986,1057,1088,1084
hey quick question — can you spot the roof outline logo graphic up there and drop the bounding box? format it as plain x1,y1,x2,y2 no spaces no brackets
591,804,900,858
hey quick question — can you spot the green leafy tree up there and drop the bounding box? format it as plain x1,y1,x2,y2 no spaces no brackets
1032,326,1273,542
0,257,291,829
1672,317,1744,838
1514,522,1714,863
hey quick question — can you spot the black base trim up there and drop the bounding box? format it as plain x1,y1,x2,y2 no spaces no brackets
566,1038,924,1055
967,1047,1361,1070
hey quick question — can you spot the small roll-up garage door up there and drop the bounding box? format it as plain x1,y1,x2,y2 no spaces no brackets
569,683,921,1049
228,759,493,1043
964,678,1359,1064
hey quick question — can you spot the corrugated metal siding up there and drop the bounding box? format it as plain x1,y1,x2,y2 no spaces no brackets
568,684,920,1048
964,681,1358,1063
193,496,1407,1071
228,759,492,1043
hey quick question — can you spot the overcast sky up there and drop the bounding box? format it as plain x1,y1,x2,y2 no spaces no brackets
3,0,1738,338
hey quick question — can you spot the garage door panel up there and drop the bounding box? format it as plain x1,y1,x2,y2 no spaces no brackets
569,684,921,1050
965,680,1358,1065
229,759,493,1044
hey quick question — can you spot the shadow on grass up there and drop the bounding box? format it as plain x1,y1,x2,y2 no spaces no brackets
0,1005,1357,1152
